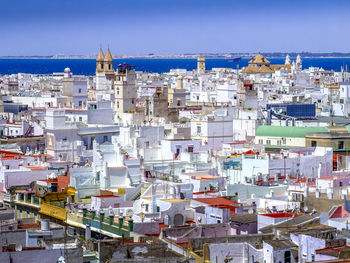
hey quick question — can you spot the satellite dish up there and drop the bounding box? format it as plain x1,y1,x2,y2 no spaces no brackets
303,206,308,212
248,208,254,214
15,244,22,251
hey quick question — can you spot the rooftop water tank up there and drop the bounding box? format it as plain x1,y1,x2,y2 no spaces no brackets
41,219,50,231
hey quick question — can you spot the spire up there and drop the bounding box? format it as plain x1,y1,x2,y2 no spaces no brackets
104,48,113,62
296,54,302,64
285,54,291,65
96,48,105,73
97,48,105,61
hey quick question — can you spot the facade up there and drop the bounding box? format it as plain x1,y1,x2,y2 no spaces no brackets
197,56,206,74
114,64,137,116
255,125,330,148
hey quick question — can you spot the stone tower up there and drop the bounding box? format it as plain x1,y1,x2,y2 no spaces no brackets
114,64,137,116
296,54,302,71
197,56,206,74
96,48,105,73
96,48,115,92
104,48,114,75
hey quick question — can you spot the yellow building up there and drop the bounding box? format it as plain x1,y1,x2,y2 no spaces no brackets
168,76,186,107
197,56,206,74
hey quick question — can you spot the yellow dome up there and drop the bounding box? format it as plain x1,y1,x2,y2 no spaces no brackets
242,64,257,73
249,54,270,64
257,65,274,73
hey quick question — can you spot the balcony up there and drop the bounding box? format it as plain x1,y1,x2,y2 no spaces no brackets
82,211,134,237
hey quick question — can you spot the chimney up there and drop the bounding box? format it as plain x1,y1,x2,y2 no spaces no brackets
85,224,91,240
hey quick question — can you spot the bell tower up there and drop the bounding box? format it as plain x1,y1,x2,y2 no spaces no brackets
104,48,114,75
197,56,206,74
96,48,105,74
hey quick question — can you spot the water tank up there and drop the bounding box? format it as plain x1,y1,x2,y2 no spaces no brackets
85,224,91,240
41,219,50,231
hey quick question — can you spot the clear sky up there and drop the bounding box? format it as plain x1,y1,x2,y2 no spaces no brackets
1,0,350,56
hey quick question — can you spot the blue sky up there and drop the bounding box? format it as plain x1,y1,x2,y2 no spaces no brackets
1,0,350,55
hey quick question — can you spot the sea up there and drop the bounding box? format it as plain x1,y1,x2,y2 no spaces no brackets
1,58,350,76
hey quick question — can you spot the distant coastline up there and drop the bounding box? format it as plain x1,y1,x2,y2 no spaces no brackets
2,52,350,60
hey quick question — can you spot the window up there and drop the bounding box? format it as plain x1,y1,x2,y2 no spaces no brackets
79,117,82,122
177,100,181,106
197,126,201,134
101,64,104,69
266,140,271,145
258,139,263,144
117,88,119,95
188,145,194,152
196,96,199,100
311,141,317,147
103,135,108,142
132,99,135,104
277,140,282,146
340,99,344,104
78,88,82,93
79,101,82,107
339,141,344,149
117,101,120,108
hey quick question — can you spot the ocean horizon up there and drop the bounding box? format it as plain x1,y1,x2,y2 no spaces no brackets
1,58,350,76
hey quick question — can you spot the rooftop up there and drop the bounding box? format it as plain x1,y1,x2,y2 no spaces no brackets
264,239,297,248
256,125,329,138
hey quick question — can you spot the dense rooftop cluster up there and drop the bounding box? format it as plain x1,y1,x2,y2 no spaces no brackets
1,51,350,262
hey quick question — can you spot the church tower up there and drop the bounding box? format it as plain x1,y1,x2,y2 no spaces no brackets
296,54,302,71
104,48,114,75
96,48,105,73
95,48,115,92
